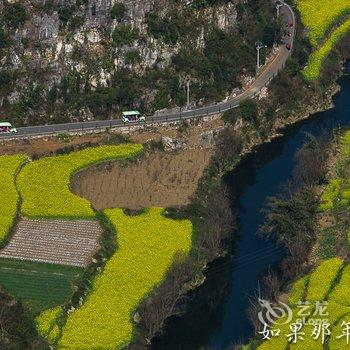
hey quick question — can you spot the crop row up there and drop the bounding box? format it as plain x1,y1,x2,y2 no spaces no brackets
17,144,143,219
0,155,28,244
59,208,193,349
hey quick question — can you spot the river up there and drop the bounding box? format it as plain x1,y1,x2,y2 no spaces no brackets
152,62,350,350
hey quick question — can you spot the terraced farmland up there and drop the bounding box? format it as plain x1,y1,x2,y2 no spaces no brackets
0,219,102,267
0,258,82,313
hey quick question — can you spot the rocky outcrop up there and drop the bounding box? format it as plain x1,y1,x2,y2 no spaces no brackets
0,1,237,105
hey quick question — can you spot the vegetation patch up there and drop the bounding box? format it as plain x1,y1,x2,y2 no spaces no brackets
59,208,192,349
0,154,28,244
17,144,143,219
304,19,350,80
305,257,343,302
0,258,82,313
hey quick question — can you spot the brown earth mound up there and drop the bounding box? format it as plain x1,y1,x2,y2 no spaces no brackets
72,149,212,210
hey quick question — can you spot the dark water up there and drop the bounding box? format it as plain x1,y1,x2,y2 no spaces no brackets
152,62,350,350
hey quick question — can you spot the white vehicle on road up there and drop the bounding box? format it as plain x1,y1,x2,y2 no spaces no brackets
121,111,145,123
0,122,17,134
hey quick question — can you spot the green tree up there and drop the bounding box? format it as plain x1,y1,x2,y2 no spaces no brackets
111,3,126,21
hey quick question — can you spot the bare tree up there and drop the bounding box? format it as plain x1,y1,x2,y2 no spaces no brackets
262,267,281,302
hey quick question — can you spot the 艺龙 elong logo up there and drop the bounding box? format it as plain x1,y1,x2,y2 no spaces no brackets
255,299,350,345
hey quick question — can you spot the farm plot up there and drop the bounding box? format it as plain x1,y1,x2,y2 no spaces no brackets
296,0,350,80
72,149,213,210
17,144,143,219
0,219,102,267
0,258,82,313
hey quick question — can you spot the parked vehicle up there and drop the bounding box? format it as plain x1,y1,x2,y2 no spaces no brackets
286,43,291,50
121,111,145,123
0,122,17,134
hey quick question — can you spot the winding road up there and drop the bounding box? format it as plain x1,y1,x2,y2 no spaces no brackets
1,1,295,140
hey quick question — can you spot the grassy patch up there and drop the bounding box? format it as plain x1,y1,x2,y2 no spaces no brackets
17,144,143,219
0,154,28,244
59,208,192,349
0,258,82,313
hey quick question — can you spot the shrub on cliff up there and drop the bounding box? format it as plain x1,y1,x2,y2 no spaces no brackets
112,24,139,46
3,3,28,29
111,3,126,21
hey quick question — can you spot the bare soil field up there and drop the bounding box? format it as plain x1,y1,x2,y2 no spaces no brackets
0,219,102,267
72,148,212,210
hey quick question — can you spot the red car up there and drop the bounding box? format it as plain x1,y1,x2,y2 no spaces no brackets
286,43,291,50
289,22,294,27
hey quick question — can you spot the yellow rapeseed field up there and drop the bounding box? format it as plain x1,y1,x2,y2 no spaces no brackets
296,0,350,80
59,208,192,349
257,259,350,350
17,144,143,218
36,306,62,344
296,0,350,46
304,19,350,80
0,154,28,243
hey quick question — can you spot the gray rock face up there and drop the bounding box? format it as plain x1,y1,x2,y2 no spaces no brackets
0,0,238,120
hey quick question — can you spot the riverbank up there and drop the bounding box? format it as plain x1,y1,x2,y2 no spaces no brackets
148,59,350,349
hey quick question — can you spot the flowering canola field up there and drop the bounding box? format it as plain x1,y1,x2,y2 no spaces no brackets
0,155,28,243
320,131,350,211
296,0,350,80
258,258,350,350
17,144,142,219
59,208,192,349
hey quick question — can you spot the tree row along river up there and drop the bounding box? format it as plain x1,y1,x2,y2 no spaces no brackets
152,61,350,350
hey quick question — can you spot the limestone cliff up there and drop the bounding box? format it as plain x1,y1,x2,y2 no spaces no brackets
0,0,277,125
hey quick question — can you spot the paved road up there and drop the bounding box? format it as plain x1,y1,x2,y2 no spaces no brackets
1,1,295,140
